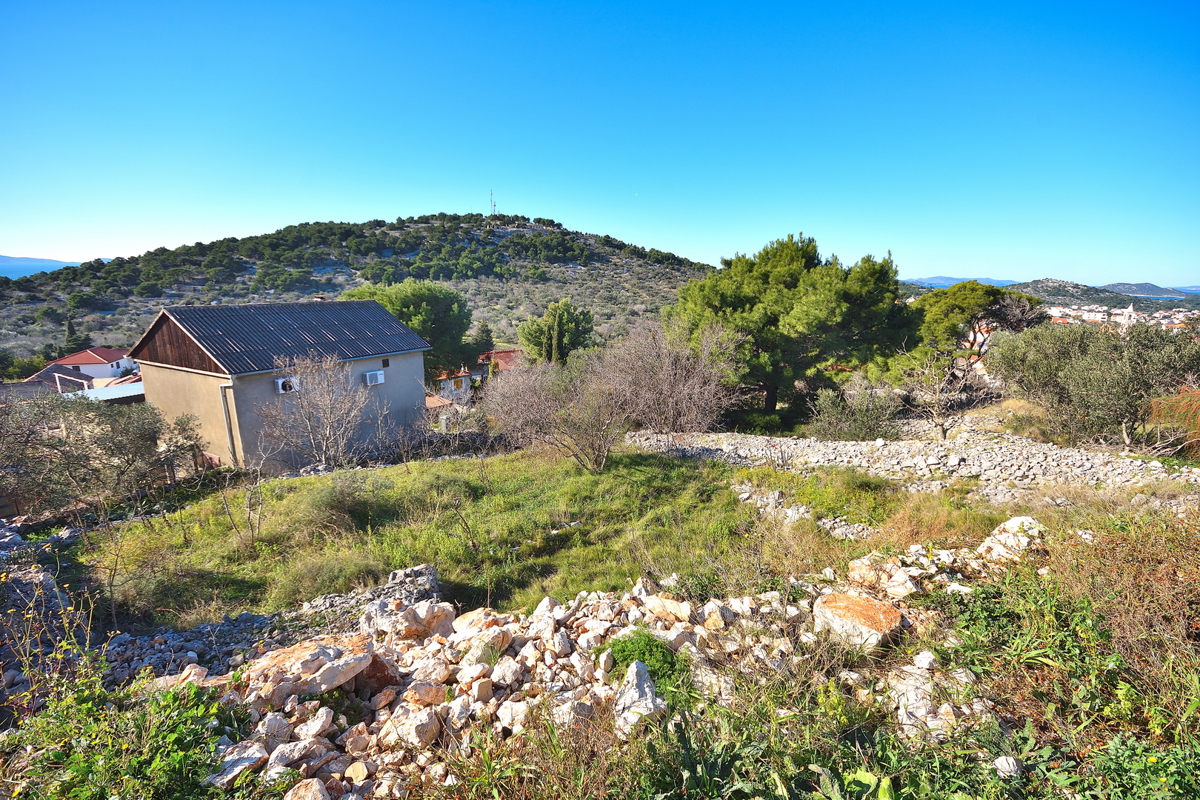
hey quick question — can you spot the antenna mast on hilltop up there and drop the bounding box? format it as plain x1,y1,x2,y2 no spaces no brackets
490,190,496,217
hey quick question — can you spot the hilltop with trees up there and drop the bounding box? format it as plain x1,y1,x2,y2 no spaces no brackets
0,213,711,371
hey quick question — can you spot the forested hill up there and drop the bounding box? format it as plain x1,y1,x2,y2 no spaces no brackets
0,214,712,357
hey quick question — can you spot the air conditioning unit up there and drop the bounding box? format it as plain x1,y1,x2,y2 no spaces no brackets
274,376,299,394
363,370,386,387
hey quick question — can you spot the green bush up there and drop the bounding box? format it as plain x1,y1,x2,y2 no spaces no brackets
267,546,387,608
989,323,1200,447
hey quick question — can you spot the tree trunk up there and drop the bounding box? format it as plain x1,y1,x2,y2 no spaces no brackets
763,383,778,414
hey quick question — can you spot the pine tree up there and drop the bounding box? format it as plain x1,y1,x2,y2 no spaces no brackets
63,317,93,354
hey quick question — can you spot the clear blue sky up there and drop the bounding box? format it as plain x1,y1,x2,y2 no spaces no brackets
2,1,1197,286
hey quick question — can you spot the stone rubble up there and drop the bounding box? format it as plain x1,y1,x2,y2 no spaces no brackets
731,482,878,539
98,565,442,685
124,515,1046,797
629,417,1200,509
886,651,992,742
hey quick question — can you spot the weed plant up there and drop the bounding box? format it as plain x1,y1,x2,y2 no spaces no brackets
0,576,286,799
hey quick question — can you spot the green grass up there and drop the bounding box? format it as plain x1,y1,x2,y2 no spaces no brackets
35,450,1200,799
84,453,1017,630
735,465,901,526
88,452,758,626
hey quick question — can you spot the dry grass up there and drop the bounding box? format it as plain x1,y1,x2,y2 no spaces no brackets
1042,503,1200,695
430,703,658,800
990,397,1057,442
875,490,1006,550
756,516,857,580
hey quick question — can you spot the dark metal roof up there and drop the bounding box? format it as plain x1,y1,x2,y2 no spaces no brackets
157,300,430,375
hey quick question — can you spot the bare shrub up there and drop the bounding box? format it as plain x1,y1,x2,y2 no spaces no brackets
484,360,626,472
603,322,739,433
901,351,990,440
254,354,390,469
484,323,738,472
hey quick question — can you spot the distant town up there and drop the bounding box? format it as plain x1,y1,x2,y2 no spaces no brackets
1043,302,1199,330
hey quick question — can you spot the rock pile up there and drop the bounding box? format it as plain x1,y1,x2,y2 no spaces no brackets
0,528,24,559
100,566,443,685
0,564,76,708
0,525,80,562
885,651,990,743
149,515,1048,798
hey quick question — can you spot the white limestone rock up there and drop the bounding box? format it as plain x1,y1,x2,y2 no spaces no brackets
613,660,668,740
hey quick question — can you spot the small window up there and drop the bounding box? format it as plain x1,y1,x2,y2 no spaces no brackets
382,358,390,368
275,376,299,394
452,378,464,391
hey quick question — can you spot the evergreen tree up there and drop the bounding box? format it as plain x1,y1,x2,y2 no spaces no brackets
63,317,93,354
668,234,916,412
517,298,594,364
470,321,495,357
341,279,473,382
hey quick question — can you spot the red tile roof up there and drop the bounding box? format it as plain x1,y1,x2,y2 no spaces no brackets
51,346,130,366
425,395,453,409
477,349,523,371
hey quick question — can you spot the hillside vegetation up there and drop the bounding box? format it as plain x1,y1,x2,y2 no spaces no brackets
0,213,710,358
1006,279,1200,312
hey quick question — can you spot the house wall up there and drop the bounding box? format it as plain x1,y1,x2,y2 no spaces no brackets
231,351,426,469
73,358,136,380
141,352,424,470
138,363,239,465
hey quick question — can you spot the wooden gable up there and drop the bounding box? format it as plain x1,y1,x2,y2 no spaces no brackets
129,313,226,375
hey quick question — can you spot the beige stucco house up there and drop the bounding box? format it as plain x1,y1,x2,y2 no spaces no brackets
129,300,429,468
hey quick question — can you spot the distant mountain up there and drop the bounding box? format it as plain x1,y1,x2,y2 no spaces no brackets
905,276,1018,288
0,255,83,269
1101,282,1187,299
0,255,82,280
1009,278,1200,312
1173,286,1200,294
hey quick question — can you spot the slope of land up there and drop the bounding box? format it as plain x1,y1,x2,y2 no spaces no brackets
3,421,1199,798
1009,277,1200,311
1101,282,1188,299
0,214,712,356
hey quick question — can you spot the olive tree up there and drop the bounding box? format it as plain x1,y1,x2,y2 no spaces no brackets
990,323,1200,447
